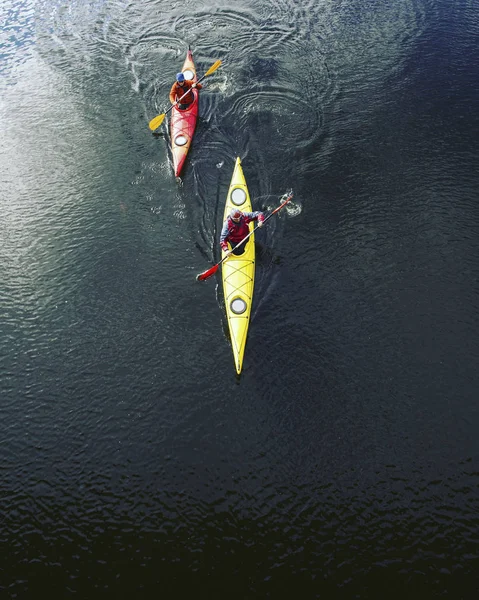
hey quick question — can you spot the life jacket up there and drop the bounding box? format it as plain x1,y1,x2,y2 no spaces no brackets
226,216,250,243
174,81,195,105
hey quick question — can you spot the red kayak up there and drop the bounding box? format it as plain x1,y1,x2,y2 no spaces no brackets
170,50,199,177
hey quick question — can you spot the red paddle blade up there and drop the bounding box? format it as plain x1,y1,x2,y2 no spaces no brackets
196,264,219,281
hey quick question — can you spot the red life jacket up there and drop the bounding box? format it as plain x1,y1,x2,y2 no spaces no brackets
226,216,251,243
170,80,199,106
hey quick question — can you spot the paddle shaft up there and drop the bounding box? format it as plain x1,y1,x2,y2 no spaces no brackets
149,59,221,131
196,194,293,281
227,193,292,253
165,71,207,116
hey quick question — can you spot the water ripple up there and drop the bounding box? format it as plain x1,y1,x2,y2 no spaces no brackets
2,0,479,595
2,466,479,594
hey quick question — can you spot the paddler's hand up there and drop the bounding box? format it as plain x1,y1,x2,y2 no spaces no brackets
257,220,263,228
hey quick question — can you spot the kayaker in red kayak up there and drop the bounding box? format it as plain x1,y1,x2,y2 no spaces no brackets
220,209,265,255
169,72,202,110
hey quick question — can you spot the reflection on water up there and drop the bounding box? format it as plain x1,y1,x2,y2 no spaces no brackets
2,0,479,596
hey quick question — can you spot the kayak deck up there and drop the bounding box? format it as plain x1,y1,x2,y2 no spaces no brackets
222,157,255,374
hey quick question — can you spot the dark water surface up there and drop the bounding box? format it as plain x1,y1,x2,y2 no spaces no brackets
2,0,479,597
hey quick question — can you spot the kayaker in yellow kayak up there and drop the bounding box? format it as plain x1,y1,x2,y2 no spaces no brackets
220,209,265,256
169,72,202,110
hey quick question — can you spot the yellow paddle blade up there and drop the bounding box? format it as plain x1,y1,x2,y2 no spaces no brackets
148,113,165,131
205,59,222,76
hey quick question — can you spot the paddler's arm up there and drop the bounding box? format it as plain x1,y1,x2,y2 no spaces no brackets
244,211,265,227
220,220,230,253
169,81,178,105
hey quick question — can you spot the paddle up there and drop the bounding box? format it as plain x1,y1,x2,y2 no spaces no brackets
196,192,294,282
148,60,222,131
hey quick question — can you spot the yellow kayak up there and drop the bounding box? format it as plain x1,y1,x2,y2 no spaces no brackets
222,157,255,374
